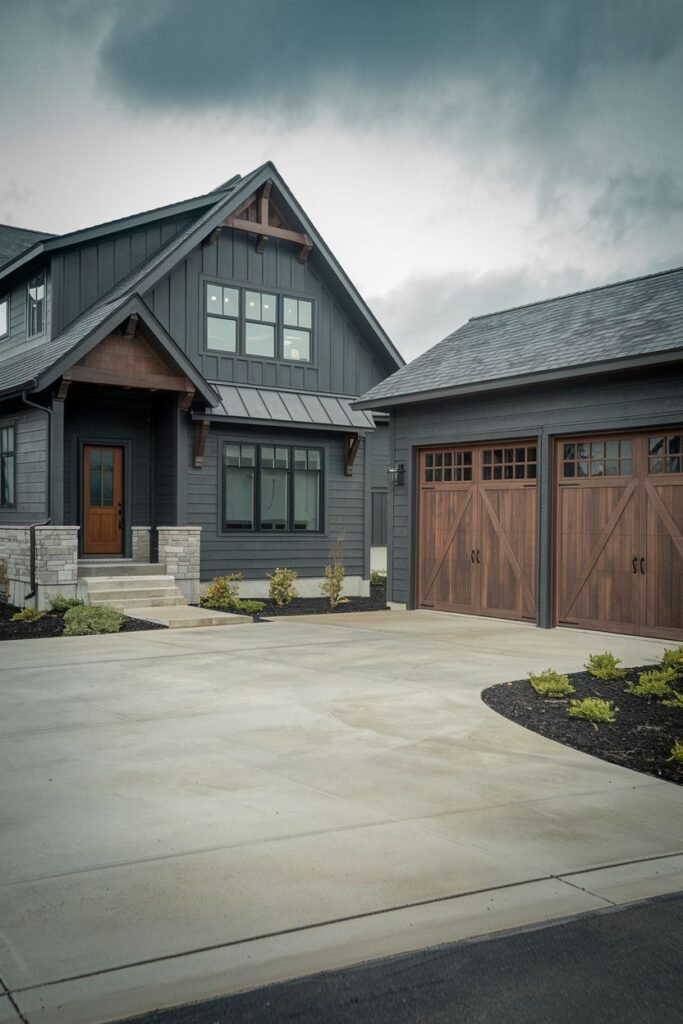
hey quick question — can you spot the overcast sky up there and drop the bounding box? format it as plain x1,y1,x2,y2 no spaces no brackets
2,0,682,360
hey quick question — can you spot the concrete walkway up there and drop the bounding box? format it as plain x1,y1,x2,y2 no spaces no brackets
0,611,681,1023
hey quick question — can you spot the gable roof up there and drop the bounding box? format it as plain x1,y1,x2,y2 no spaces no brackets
355,266,683,409
0,224,54,269
0,162,403,401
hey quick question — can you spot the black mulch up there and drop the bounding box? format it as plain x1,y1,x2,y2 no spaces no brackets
205,583,388,619
0,602,167,641
482,666,683,786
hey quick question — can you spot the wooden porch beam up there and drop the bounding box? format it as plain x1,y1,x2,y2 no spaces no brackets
344,433,361,477
124,313,139,338
193,418,211,468
65,365,191,392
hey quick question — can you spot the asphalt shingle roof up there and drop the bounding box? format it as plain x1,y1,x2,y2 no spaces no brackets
0,224,54,269
358,266,683,407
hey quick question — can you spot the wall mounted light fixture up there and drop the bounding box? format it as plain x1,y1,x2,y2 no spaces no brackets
388,463,405,486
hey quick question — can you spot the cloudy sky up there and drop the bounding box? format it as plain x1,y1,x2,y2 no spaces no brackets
2,0,682,360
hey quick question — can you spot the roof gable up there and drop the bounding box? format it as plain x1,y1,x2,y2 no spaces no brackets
0,224,54,270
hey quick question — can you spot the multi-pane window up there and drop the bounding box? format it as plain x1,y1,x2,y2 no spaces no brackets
0,296,8,339
205,284,313,362
223,443,322,532
206,283,239,352
424,450,472,482
562,439,632,478
648,434,682,475
27,271,45,337
483,446,537,480
0,425,15,506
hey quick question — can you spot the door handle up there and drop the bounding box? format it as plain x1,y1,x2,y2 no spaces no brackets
640,557,645,575
471,550,475,563
632,557,637,574
476,549,481,564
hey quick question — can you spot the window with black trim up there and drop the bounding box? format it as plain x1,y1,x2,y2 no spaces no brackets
0,296,8,339
223,443,322,532
206,283,239,351
245,290,276,357
27,271,45,337
204,283,313,362
0,425,15,506
282,296,312,361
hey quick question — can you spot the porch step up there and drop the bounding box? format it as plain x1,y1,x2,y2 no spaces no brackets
80,574,187,613
78,561,162,578
124,606,250,629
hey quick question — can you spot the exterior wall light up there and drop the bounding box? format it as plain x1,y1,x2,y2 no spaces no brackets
388,463,405,486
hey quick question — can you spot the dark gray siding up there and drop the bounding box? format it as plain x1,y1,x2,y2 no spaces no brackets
388,365,683,621
144,228,390,396
0,405,48,523
50,214,196,335
153,399,178,527
0,268,51,361
187,425,367,581
367,421,389,489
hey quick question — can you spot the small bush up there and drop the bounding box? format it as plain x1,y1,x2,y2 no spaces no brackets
233,599,265,616
667,739,683,764
200,573,243,610
267,567,298,607
663,690,683,710
320,558,348,608
370,569,387,587
585,652,625,680
48,594,84,612
11,607,46,623
528,669,575,698
625,668,677,700
567,697,617,723
661,645,683,676
63,604,123,636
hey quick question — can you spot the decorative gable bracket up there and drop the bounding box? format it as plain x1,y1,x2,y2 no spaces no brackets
344,433,361,477
219,179,313,263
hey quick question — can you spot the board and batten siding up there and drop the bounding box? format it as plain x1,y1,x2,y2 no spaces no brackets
1,269,52,362
0,406,48,523
186,425,367,582
143,227,391,396
387,365,683,623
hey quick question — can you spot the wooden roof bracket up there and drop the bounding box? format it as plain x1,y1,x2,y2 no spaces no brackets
56,377,71,401
193,418,211,468
124,313,139,338
179,385,195,413
220,179,314,262
344,433,361,477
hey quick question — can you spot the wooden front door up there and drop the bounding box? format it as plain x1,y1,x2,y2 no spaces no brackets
555,430,683,640
417,443,537,621
83,445,123,555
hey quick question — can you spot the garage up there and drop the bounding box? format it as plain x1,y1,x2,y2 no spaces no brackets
417,442,537,621
556,430,683,640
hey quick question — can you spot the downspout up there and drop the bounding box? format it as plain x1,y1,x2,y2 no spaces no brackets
21,382,52,600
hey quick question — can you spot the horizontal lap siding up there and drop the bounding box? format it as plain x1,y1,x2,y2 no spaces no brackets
389,366,683,607
187,427,366,581
0,407,48,523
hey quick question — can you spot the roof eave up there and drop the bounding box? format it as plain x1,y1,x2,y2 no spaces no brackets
192,412,372,433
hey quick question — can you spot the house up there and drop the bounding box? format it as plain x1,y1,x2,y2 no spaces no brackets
0,163,402,609
355,268,683,641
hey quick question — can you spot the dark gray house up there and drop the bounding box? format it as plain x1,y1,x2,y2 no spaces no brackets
356,268,683,641
0,163,401,609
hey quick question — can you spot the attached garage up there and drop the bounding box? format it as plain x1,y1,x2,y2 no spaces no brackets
356,266,683,641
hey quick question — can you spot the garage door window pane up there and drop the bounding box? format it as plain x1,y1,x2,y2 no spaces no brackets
563,437,633,478
648,434,683,474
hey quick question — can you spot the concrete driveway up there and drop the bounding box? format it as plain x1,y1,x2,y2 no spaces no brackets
1,611,682,1024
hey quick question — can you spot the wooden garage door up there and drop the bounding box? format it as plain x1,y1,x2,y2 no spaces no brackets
417,443,537,621
555,430,683,640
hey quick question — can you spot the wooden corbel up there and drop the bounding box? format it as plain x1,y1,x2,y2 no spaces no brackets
56,377,71,401
344,433,361,477
124,313,139,338
179,385,195,413
193,418,211,468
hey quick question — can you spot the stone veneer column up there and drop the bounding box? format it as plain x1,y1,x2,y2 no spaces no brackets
157,526,201,604
0,527,31,606
131,527,152,563
33,526,80,609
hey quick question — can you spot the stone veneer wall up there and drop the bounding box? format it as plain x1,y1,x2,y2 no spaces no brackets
0,526,79,609
157,526,201,604
131,526,152,563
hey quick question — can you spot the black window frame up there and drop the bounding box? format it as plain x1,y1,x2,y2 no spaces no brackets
27,270,46,338
203,280,314,364
222,441,324,534
0,294,8,340
0,422,16,508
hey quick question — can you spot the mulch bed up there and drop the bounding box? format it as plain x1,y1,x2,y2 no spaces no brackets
482,666,683,786
204,583,388,619
0,602,167,641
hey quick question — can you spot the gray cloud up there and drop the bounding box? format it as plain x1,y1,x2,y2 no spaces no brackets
590,171,683,241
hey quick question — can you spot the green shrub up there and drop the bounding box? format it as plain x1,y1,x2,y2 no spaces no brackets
568,697,617,723
625,668,677,700
200,573,243,610
584,652,625,680
663,690,683,710
233,599,265,616
267,567,298,606
321,558,348,608
370,569,387,587
48,594,84,612
11,607,46,623
661,645,683,676
528,669,575,698
63,604,123,636
667,739,683,764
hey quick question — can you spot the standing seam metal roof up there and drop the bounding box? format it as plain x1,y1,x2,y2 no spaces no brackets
209,383,375,430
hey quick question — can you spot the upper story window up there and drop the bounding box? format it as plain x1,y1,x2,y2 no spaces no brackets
205,283,313,363
0,425,15,507
27,271,45,337
0,296,8,339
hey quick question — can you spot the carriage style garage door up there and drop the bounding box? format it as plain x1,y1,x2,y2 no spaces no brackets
417,443,538,621
555,430,683,640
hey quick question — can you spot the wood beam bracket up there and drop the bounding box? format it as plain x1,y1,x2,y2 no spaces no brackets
124,313,139,338
219,178,314,261
179,385,195,413
344,433,361,477
193,418,211,468
55,377,71,401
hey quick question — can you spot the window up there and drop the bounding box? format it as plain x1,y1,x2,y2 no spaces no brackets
204,283,313,362
223,443,322,532
27,271,45,337
424,449,473,483
562,438,632,478
0,296,8,339
0,425,15,506
206,283,239,351
482,446,536,481
648,434,682,475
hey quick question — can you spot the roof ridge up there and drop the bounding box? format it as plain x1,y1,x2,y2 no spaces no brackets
470,264,683,322
0,223,54,237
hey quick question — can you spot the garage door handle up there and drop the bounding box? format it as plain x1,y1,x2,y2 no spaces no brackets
640,557,645,575
471,550,475,563
476,549,481,564
632,557,637,574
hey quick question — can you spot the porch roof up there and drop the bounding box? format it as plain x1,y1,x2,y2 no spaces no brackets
204,383,376,432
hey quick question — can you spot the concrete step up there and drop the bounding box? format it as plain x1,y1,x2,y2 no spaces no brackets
80,573,187,611
84,576,176,592
92,596,187,611
124,606,251,629
78,562,162,578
